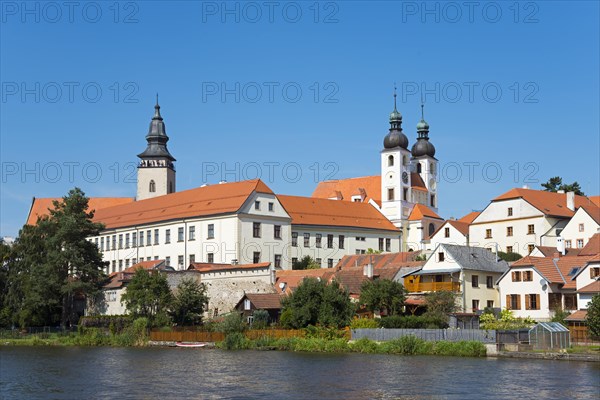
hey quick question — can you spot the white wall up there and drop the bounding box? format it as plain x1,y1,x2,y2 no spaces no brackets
428,222,468,249
561,208,600,249
575,261,600,309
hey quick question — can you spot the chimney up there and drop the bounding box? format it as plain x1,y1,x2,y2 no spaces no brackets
363,263,374,278
556,236,565,256
552,251,561,260
270,269,276,285
566,191,575,211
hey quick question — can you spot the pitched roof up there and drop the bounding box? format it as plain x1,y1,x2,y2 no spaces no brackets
243,293,283,309
458,211,481,224
589,196,600,207
408,204,443,221
331,266,371,295
440,244,509,273
565,310,587,322
277,195,399,231
511,255,596,288
447,220,470,236
334,252,423,270
275,269,336,294
188,262,271,273
578,280,600,294
535,246,581,257
104,259,166,289
579,205,600,225
579,233,600,257
93,179,273,229
410,173,428,191
312,176,382,204
492,188,590,218
27,197,134,225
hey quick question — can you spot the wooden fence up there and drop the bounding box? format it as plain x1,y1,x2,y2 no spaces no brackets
149,329,305,342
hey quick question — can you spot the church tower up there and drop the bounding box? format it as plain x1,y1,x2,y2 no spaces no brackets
137,97,176,200
410,103,438,211
380,88,412,225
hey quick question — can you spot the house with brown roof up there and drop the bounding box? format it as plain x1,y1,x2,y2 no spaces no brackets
559,204,600,250
428,211,481,249
235,293,283,324
469,188,595,256
497,235,600,321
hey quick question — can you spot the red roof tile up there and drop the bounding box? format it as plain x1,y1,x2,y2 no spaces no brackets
565,310,588,321
535,246,581,257
579,233,600,257
580,205,600,225
578,280,600,294
278,195,399,231
243,293,282,309
275,269,336,294
312,176,382,204
589,196,600,207
408,204,443,221
492,188,591,218
458,211,481,224
27,197,134,225
334,252,423,270
410,173,428,191
511,255,596,288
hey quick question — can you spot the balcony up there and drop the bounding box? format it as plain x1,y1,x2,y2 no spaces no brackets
404,281,461,293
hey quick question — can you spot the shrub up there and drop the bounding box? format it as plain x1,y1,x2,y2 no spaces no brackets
378,315,447,329
351,337,379,353
79,315,131,333
350,318,379,329
251,310,269,330
222,332,249,350
219,313,246,334
304,325,346,339
384,335,424,355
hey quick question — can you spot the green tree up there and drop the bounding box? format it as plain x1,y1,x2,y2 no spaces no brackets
292,255,321,270
280,277,355,328
541,176,585,196
497,251,523,262
251,309,269,329
586,294,600,338
121,269,173,325
366,248,382,254
359,279,406,316
424,290,458,318
170,278,208,326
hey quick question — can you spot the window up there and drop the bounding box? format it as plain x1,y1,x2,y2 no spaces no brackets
304,233,310,247
166,256,171,267
189,254,195,263
428,223,435,237
315,258,322,266
486,276,493,289
388,155,394,166
315,233,322,248
177,227,184,242
189,226,195,241
254,201,261,210
146,231,152,246
548,293,562,311
378,238,384,252
207,253,214,263
527,224,535,234
165,229,171,244
244,299,251,311
507,207,513,216
438,252,445,262
527,244,535,254
253,222,261,238
253,252,261,264
132,232,137,247
125,233,130,248
356,249,366,255
355,237,366,241
111,260,116,273
147,257,151,261
387,188,395,201
565,240,572,248
507,246,513,253
292,257,298,265
507,294,521,310
485,229,492,239
506,227,513,237
564,294,577,310
154,229,159,245
579,223,584,232
178,255,184,267
274,254,282,268
106,291,117,302
523,271,533,281
416,163,422,173
112,235,117,250
403,188,408,201
207,224,215,239
338,235,345,249
327,234,334,248
590,267,600,278
100,237,104,251
511,271,522,282
525,294,540,310
430,194,435,207
386,238,391,252
125,259,130,268
472,275,479,288
149,180,156,193
274,225,282,239
291,232,298,247
119,260,123,271
268,202,274,211
327,259,334,268
487,300,494,309
444,227,450,238
472,300,479,312
576,239,584,248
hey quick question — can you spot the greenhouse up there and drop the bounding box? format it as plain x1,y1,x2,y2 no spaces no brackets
529,322,570,350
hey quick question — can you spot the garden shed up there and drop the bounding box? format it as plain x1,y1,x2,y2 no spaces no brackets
529,322,570,350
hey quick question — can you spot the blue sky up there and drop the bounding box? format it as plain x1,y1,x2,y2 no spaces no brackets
1,1,599,237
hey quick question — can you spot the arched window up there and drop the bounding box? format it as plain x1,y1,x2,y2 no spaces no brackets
388,155,394,167
428,223,435,237
149,180,156,193
430,162,436,174
403,155,408,166
417,163,422,173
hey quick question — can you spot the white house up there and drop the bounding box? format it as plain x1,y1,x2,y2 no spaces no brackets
559,205,600,250
469,188,592,256
403,244,509,313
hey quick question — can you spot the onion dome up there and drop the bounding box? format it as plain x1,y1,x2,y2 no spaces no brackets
411,104,435,158
383,88,409,149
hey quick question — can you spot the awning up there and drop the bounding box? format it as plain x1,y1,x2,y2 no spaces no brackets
409,267,461,276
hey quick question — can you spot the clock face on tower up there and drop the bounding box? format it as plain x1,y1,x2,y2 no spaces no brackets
429,178,437,191
402,172,409,184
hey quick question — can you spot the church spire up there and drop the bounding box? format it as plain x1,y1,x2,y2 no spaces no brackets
138,98,176,162
412,101,435,158
384,84,408,149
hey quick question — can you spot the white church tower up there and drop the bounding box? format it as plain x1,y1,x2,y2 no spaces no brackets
137,96,176,200
410,104,438,211
380,89,412,226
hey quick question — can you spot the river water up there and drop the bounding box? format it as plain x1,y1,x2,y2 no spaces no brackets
1,347,598,399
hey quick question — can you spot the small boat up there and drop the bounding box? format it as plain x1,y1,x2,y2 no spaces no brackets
175,341,206,348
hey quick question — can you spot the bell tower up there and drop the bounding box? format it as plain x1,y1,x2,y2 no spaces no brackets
137,96,176,200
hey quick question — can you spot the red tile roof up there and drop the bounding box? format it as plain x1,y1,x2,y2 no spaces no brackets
410,173,428,191
579,233,600,257
589,196,600,207
312,176,382,205
492,188,591,218
188,262,271,273
535,246,581,257
332,266,371,295
27,197,134,225
458,211,481,224
93,179,273,229
511,255,596,288
408,204,443,221
565,310,588,322
580,205,600,225
334,252,423,270
578,280,600,294
278,195,399,231
275,269,336,294
243,293,283,309
104,260,165,288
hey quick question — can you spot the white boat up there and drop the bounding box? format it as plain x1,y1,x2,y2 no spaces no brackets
175,342,206,348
